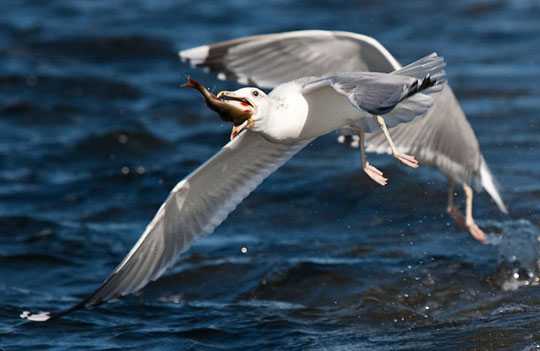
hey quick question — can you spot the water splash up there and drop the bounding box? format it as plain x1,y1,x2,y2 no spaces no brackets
485,219,540,291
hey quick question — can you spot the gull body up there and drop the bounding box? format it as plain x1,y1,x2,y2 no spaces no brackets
21,52,445,322
178,30,508,242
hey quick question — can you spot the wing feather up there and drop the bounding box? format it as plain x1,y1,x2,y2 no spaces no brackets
180,30,506,211
179,30,398,88
22,131,308,321
300,54,446,134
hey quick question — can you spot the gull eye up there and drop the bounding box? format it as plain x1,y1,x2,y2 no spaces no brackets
252,90,259,97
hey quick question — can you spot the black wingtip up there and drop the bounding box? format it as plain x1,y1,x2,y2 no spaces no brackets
418,74,437,91
404,74,438,100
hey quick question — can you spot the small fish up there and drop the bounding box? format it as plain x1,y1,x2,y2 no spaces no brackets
182,77,253,126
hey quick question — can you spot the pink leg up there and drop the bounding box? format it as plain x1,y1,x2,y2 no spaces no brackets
463,184,487,243
376,116,419,168
447,181,487,244
355,127,388,186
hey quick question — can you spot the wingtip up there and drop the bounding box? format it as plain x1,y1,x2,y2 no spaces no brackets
178,45,210,65
20,310,52,322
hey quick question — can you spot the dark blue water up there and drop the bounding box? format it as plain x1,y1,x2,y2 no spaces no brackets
0,0,540,350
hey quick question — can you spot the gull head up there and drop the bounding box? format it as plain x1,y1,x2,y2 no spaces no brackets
183,78,268,135
216,87,269,136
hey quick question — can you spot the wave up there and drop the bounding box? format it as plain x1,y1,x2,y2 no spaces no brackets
0,73,141,100
29,35,175,61
70,129,169,158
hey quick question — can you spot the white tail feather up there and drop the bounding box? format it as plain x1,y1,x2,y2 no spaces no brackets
480,160,508,214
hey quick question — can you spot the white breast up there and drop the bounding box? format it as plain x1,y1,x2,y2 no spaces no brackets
260,83,310,143
299,86,360,139
263,81,362,143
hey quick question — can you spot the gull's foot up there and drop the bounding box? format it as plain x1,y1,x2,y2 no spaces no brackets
447,207,487,244
363,162,388,186
395,153,419,168
467,222,487,244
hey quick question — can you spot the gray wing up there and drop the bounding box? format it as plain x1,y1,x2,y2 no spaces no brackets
21,131,309,322
364,86,481,182
179,30,399,88
302,54,446,133
180,30,506,212
361,86,507,213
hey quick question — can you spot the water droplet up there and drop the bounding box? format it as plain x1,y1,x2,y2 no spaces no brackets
121,166,130,175
136,166,145,174
241,246,248,254
118,134,128,144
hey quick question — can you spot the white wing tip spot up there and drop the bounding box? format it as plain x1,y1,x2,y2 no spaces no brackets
179,45,210,64
20,310,51,322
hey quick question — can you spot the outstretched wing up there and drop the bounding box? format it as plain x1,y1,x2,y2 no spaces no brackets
179,30,399,88
21,131,309,321
180,30,507,213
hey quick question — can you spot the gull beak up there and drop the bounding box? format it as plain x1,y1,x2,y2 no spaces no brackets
216,91,255,127
182,78,253,126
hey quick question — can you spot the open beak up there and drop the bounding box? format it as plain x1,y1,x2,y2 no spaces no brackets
217,91,254,109
216,91,255,127
181,77,256,139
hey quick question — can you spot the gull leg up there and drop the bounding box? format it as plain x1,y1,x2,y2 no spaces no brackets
447,180,466,228
463,184,487,243
354,127,387,186
447,180,455,212
375,116,419,168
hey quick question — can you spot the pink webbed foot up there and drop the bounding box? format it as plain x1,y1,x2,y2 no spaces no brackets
395,153,419,169
447,207,487,244
467,223,487,244
363,162,388,186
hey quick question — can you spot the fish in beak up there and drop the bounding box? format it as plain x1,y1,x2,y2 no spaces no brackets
182,78,254,130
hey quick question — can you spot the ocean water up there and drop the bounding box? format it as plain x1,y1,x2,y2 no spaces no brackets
0,0,540,350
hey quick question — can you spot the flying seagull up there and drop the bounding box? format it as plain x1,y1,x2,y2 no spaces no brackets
178,30,507,243
20,52,446,322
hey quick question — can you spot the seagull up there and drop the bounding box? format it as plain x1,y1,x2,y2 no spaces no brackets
178,30,508,243
20,50,446,322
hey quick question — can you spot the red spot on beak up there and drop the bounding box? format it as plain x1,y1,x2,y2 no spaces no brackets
241,102,250,106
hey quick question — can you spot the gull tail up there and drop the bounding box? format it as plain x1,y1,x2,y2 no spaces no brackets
381,53,447,129
393,53,447,85
396,53,447,99
480,158,508,214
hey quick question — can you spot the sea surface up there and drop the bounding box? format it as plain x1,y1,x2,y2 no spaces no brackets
0,1,539,350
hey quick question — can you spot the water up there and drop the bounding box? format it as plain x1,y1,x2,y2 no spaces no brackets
0,0,540,350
